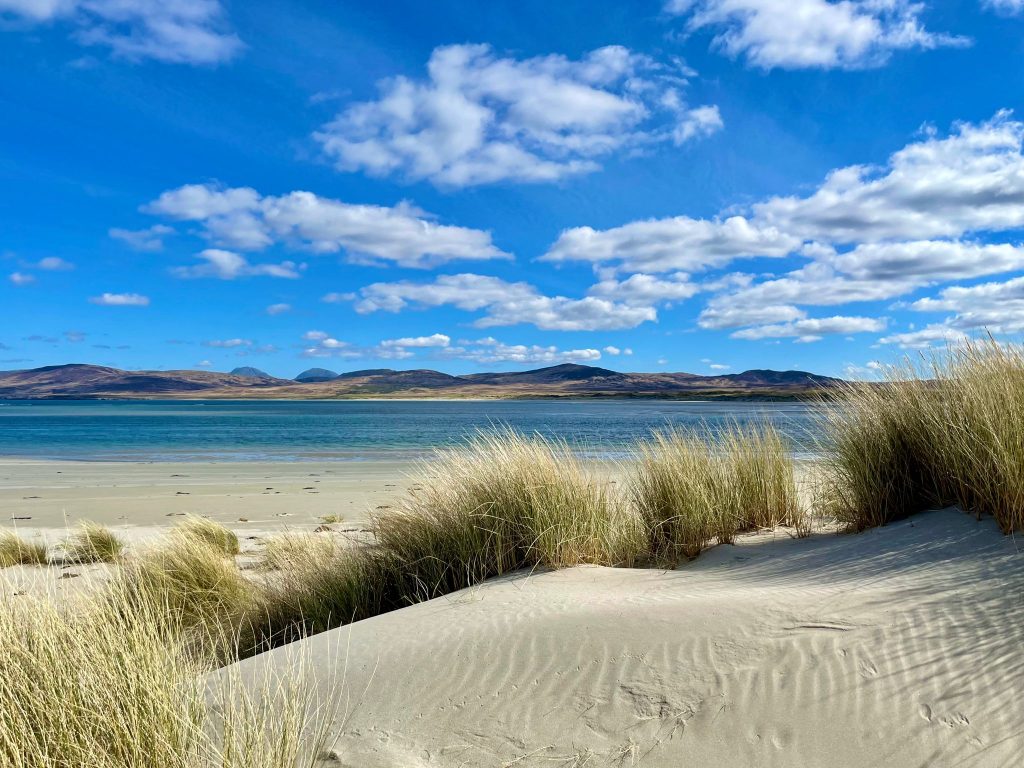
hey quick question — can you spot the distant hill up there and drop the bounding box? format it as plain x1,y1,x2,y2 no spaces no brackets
230,366,273,379
295,367,338,383
0,363,842,400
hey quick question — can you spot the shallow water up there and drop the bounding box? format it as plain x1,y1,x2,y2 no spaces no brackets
0,399,825,462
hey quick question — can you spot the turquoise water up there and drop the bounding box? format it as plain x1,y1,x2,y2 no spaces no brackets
0,400,824,462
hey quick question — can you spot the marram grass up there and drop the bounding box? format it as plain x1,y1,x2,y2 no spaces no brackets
62,521,125,564
630,423,801,562
0,578,336,768
175,515,240,556
0,529,47,567
821,338,1024,533
374,429,646,601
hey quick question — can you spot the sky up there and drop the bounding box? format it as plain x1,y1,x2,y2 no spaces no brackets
3,1,1024,379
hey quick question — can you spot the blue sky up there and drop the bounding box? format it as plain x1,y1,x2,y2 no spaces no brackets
3,0,1024,379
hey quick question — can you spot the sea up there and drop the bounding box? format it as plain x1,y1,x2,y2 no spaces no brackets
0,399,825,462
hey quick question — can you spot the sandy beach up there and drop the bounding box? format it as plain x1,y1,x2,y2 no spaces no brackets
0,457,413,533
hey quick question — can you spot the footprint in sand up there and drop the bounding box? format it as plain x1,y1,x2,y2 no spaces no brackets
858,659,878,677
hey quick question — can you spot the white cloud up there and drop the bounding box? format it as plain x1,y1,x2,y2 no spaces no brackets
171,248,302,280
445,337,603,365
731,315,886,340
550,113,1024,282
380,333,450,348
302,330,329,341
0,0,242,65
353,273,657,331
89,292,149,306
195,359,213,368
603,345,622,355
906,275,1024,336
982,0,1024,15
698,302,806,329
34,257,74,271
709,363,730,370
314,43,721,187
202,338,251,348
109,224,174,251
266,303,291,315
752,112,1024,244
543,215,797,273
588,272,699,305
665,0,967,71
9,272,35,285
879,325,971,349
145,184,510,268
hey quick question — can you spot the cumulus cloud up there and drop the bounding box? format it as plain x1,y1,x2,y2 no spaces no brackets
982,0,1024,15
602,345,633,356
665,0,967,70
698,302,806,330
171,249,302,280
903,275,1024,338
733,317,884,344
145,184,510,268
352,273,657,331
879,325,971,349
543,215,797,273
265,303,291,315
314,43,721,187
35,257,74,271
587,272,699,306
729,315,886,341
202,338,251,348
444,337,603,365
109,224,174,251
379,333,450,348
0,0,242,65
9,272,34,285
88,292,150,306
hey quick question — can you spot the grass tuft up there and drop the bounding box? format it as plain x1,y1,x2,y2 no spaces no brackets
631,423,800,561
63,521,125,564
175,515,240,556
0,580,334,767
821,338,1024,533
110,534,260,658
0,530,48,567
375,429,644,601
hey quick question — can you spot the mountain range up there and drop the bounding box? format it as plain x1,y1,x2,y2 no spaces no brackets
0,363,842,400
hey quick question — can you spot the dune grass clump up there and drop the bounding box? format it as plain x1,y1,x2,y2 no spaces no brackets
0,530,48,567
175,515,240,556
631,424,800,562
110,534,261,656
62,521,124,564
0,582,333,768
374,429,644,601
822,338,1024,533
260,535,402,643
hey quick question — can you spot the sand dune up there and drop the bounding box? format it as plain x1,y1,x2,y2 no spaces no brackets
225,509,1024,767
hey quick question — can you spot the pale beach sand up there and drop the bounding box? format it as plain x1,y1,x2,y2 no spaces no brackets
224,508,1024,768
0,457,414,532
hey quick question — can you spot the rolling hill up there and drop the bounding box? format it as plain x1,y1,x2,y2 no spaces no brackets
0,362,843,400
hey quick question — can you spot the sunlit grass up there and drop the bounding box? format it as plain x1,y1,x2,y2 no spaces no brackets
0,529,48,567
63,521,124,564
821,337,1024,533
